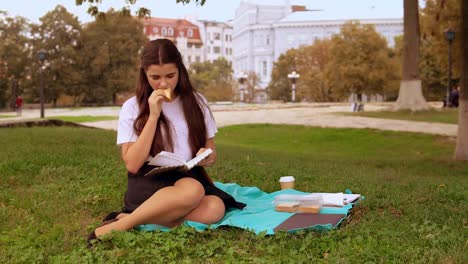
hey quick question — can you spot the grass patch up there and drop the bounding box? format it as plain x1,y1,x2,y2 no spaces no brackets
0,114,15,119
0,124,466,263
341,108,459,124
49,115,118,123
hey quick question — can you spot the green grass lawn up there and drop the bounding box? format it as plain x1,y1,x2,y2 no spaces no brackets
0,125,466,263
342,108,459,124
48,115,118,123
0,114,15,119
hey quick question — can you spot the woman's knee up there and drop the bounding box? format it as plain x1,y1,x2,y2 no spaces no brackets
205,197,225,223
190,196,225,224
173,178,205,207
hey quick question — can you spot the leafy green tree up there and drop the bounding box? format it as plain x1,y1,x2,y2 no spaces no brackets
190,57,234,102
76,0,206,19
80,10,147,104
325,21,399,101
269,40,334,102
296,39,334,102
30,5,82,106
420,0,461,101
0,12,31,108
268,49,298,101
420,40,447,100
244,71,260,103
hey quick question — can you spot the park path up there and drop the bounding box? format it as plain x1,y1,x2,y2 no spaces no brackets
0,102,458,137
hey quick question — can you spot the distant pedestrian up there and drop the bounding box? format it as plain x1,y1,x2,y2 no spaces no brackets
15,95,23,116
449,86,459,108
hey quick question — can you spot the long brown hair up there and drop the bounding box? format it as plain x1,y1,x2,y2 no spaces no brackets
134,39,208,157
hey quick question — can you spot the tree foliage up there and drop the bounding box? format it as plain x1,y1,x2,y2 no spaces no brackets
243,71,261,103
268,49,298,101
190,57,234,102
269,22,398,102
29,5,82,106
326,21,399,100
0,12,31,108
80,10,147,104
420,0,462,100
296,39,334,102
76,0,206,20
268,40,334,102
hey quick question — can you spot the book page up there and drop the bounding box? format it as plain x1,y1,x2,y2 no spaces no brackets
312,193,361,207
148,151,186,167
144,165,184,177
186,148,213,169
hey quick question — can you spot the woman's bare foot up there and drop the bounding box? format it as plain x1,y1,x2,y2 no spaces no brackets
116,213,129,220
94,221,120,238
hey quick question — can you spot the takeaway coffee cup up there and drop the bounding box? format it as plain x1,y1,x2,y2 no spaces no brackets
279,176,295,190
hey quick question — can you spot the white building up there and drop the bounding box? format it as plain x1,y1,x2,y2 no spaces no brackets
141,17,204,66
196,20,234,64
232,0,403,103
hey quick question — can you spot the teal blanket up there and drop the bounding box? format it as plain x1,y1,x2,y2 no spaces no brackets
136,182,356,235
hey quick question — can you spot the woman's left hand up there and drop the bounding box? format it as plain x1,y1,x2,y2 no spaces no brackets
196,147,216,167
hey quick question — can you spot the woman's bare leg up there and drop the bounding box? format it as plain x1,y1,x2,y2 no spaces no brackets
184,195,225,224
94,178,204,237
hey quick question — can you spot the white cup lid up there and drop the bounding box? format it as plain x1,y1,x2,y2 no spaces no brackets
279,176,295,182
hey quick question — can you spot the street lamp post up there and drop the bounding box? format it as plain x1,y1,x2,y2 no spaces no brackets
444,28,455,108
37,50,47,118
287,70,300,102
237,71,248,102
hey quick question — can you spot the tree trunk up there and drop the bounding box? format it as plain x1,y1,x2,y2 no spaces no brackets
394,0,429,110
395,80,430,110
454,0,468,161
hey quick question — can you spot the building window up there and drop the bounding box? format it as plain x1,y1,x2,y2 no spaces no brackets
162,27,167,36
225,34,230,41
195,56,200,63
266,35,270,45
152,27,158,34
213,46,221,53
213,32,221,40
188,29,193,37
188,56,192,63
287,35,295,46
262,61,267,77
168,27,174,36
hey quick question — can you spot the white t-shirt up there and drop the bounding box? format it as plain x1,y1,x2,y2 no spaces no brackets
117,93,217,161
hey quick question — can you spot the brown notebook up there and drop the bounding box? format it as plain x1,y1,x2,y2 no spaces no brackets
274,213,346,232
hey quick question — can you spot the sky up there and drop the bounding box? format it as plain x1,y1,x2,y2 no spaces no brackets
1,0,404,24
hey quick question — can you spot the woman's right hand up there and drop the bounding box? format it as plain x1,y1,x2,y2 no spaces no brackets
148,90,166,120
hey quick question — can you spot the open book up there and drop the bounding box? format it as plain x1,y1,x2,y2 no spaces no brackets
144,148,213,177
312,193,361,207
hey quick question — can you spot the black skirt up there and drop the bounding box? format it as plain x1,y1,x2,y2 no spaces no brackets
122,164,246,212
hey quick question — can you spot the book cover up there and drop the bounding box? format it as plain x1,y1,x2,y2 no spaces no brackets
274,213,346,232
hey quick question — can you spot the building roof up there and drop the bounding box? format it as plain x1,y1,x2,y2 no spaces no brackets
140,17,202,44
240,0,403,22
247,0,290,6
278,10,402,23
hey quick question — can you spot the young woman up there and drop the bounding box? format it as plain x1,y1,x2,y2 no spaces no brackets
88,39,244,245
